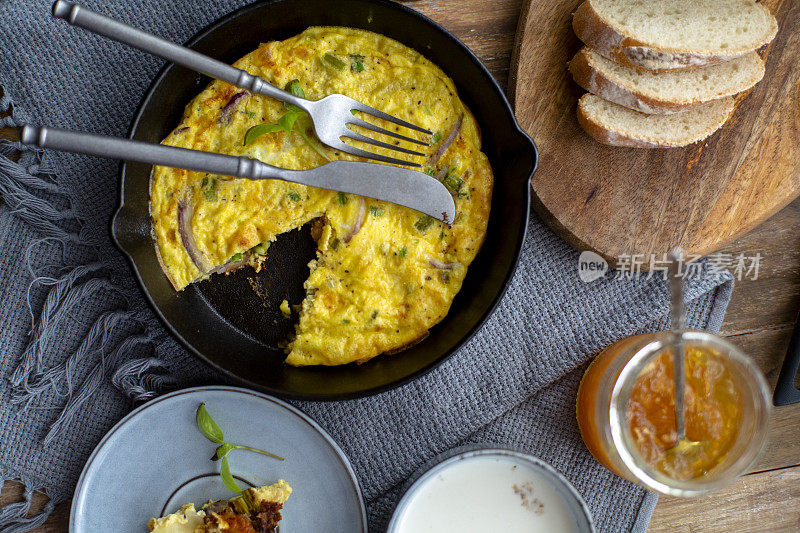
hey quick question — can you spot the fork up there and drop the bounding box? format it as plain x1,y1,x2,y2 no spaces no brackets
51,0,431,167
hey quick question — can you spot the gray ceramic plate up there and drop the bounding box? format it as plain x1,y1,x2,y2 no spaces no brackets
70,386,367,531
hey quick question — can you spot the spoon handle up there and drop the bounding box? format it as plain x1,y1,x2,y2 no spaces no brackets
669,249,687,441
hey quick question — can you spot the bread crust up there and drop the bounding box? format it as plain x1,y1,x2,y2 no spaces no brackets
576,95,734,148
576,103,663,147
568,47,765,114
569,48,690,114
572,0,777,72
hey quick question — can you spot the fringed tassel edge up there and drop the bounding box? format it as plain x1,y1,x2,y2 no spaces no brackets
11,267,176,442
11,261,110,394
0,146,82,243
42,331,163,446
0,473,58,533
1,93,176,448
112,355,178,403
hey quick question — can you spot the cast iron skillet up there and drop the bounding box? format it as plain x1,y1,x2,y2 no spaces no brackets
112,0,537,400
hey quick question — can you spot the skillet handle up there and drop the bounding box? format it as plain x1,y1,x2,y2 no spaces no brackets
50,1,307,110
19,125,288,182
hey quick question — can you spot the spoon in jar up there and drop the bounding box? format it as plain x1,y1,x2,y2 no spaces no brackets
664,248,703,461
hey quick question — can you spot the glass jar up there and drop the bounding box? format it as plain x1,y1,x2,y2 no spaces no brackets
576,330,771,496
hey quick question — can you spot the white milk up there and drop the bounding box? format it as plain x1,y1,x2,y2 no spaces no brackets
394,456,579,533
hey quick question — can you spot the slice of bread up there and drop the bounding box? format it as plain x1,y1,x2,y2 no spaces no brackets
573,0,778,71
569,47,765,114
577,94,735,148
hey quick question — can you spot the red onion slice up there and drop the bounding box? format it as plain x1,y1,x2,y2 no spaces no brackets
344,197,366,243
219,91,250,124
207,257,247,276
429,114,463,166
428,256,461,270
177,199,210,274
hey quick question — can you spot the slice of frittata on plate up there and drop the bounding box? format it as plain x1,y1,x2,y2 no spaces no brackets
148,480,291,533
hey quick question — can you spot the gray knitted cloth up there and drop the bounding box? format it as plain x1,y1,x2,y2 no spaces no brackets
0,1,734,531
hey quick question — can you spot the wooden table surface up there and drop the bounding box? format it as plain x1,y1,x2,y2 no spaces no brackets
1,0,799,530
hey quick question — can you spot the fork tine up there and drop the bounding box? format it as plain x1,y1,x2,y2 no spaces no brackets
353,103,432,135
348,117,430,147
331,140,421,167
343,131,427,157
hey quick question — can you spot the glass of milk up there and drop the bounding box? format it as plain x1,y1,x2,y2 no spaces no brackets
387,446,594,533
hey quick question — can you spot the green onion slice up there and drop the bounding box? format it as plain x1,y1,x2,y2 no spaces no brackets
322,52,347,71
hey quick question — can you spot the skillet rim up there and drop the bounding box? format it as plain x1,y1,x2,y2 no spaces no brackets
111,0,538,400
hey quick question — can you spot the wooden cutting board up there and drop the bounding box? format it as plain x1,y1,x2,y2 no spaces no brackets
510,0,800,268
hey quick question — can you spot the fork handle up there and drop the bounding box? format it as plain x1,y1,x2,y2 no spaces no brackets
20,125,292,182
51,1,307,110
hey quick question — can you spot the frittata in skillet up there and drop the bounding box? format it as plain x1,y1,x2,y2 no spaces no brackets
150,27,493,366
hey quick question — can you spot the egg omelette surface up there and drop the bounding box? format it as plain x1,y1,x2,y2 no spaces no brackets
150,27,493,366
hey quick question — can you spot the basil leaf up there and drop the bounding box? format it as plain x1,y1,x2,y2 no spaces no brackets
284,79,306,99
369,205,384,217
283,80,306,113
196,403,225,443
288,191,302,202
244,123,283,145
431,131,442,144
322,52,347,71
212,442,235,461
278,108,304,133
220,456,243,493
337,191,348,205
245,79,327,159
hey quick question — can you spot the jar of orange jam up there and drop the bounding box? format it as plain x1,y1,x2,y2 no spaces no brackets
576,331,771,496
